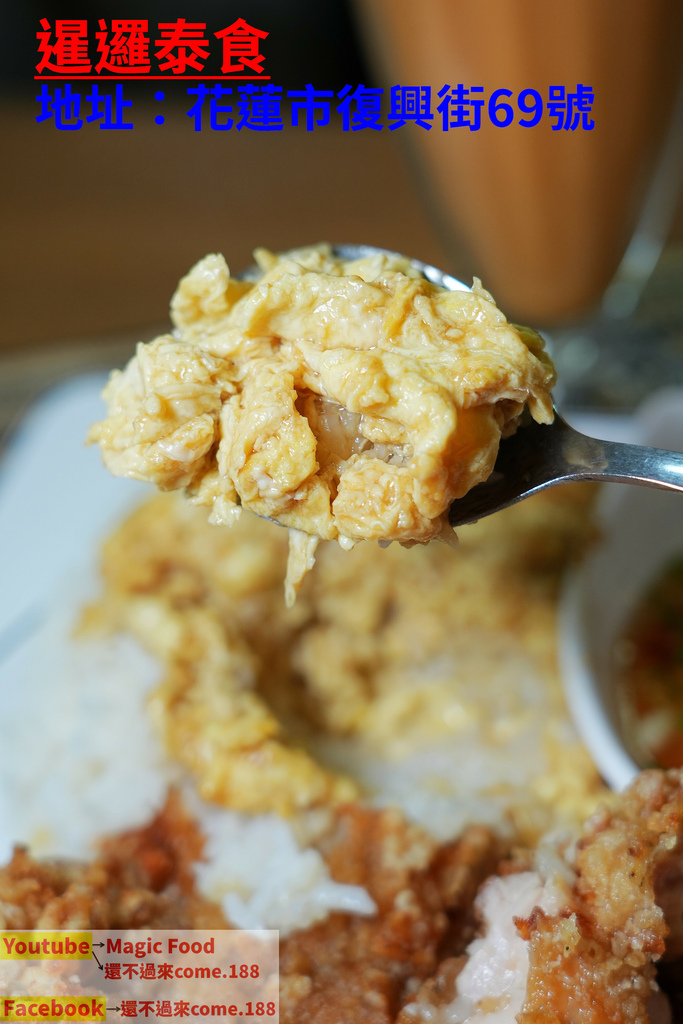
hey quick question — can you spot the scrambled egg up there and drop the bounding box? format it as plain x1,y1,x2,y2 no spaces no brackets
89,485,603,835
89,245,555,603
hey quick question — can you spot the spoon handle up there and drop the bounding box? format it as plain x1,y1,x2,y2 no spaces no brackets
573,437,683,491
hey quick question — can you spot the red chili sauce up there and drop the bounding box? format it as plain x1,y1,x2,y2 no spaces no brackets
616,556,683,768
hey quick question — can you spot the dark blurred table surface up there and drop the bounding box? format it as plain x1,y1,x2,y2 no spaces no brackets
2,97,682,441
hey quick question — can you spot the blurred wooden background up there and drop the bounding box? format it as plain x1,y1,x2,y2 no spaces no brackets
0,99,450,354
2,0,683,433
0,94,454,437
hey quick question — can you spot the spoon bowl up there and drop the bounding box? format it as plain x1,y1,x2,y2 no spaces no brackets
246,245,683,526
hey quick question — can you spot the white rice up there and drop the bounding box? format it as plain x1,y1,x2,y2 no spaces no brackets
191,798,376,932
0,580,174,862
308,649,554,844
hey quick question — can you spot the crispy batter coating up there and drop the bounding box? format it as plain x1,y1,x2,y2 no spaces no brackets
516,771,683,1023
280,808,503,1023
87,485,602,824
0,791,221,933
89,245,555,601
397,772,683,1023
576,769,683,963
0,794,225,1020
518,908,658,1024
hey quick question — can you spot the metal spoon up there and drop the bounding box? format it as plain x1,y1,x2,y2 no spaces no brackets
247,244,683,526
447,411,683,528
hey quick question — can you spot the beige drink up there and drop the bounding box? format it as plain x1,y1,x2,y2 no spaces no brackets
357,0,683,323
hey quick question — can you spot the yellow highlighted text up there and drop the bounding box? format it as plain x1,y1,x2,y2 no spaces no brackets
1,932,92,960
1,998,106,1021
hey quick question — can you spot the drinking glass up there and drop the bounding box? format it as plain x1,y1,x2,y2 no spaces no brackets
355,0,683,405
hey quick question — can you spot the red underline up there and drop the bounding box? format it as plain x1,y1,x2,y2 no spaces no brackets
34,75,271,81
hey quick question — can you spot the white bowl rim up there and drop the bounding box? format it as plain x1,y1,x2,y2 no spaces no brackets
560,570,639,791
559,387,683,791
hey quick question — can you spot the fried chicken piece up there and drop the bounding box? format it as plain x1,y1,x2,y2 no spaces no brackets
0,793,226,1014
400,869,566,1023
401,771,683,1023
0,791,222,933
0,792,504,1024
519,908,662,1024
575,769,683,962
519,770,683,1023
280,806,503,1023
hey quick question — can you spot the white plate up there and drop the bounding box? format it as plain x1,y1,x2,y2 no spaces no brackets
0,374,151,664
